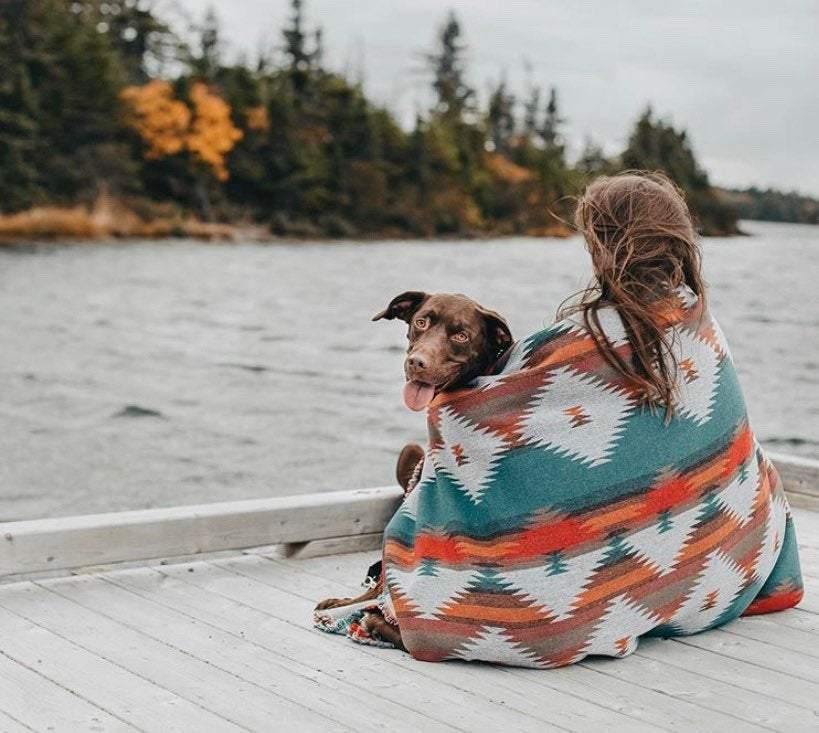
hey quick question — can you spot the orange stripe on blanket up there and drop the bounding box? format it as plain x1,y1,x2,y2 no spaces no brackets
382,540,414,564
741,587,803,616
454,539,520,559
443,603,552,624
722,427,753,477
641,474,695,515
413,534,466,563
512,516,599,558
574,564,658,607
675,518,739,563
581,502,644,533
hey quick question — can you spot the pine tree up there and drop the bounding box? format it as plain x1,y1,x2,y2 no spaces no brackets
283,0,310,71
426,12,475,121
522,84,541,142
187,7,222,80
540,86,565,159
283,0,321,96
486,78,515,154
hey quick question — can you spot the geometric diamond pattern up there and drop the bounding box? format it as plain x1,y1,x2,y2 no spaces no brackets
430,406,507,504
670,549,747,633
623,503,700,576
452,626,543,667
499,546,608,621
672,327,721,425
715,455,761,526
387,564,481,620
518,365,635,467
586,594,660,656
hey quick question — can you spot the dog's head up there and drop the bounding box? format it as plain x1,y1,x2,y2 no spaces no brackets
373,291,512,411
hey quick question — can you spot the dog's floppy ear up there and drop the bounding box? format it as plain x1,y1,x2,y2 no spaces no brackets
478,306,513,356
372,291,428,322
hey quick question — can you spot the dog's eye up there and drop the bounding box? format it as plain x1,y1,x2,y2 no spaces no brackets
452,332,469,343
414,317,429,329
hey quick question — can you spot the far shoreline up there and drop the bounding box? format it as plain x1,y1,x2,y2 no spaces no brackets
4,202,816,248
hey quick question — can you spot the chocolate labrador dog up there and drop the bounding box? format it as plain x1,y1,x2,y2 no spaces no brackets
373,290,513,413
314,291,512,649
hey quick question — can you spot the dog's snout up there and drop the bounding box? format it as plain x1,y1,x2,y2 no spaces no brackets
406,354,427,370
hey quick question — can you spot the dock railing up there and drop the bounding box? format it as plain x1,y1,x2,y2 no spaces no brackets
1,453,816,580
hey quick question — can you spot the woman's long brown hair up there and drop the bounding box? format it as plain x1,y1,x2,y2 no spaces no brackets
559,171,706,419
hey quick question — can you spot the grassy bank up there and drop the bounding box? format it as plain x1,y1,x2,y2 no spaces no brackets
0,196,265,243
0,195,575,243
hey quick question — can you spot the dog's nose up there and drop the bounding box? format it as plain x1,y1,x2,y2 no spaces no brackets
407,354,426,370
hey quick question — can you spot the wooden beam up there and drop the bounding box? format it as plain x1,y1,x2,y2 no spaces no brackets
0,452,815,579
0,486,403,577
771,452,819,511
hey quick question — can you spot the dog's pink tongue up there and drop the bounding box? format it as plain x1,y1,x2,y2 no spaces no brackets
403,380,435,411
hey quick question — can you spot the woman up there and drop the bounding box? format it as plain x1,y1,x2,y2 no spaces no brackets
322,171,804,667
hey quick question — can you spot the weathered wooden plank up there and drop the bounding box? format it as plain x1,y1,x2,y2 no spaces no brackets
165,556,657,732
0,582,346,732
590,648,808,730
724,614,819,657
275,548,377,575
772,453,819,510
675,626,819,684
644,634,819,712
0,710,32,733
793,508,819,546
0,486,403,577
278,531,384,559
0,650,136,732
46,572,459,733
796,545,819,572
107,567,513,732
774,608,819,635
0,603,243,733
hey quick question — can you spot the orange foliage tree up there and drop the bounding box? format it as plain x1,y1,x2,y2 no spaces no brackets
121,80,242,181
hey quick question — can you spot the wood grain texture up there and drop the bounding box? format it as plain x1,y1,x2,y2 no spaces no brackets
0,486,402,576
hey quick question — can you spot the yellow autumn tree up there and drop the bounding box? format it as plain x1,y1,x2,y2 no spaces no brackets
121,81,243,181
120,80,190,159
185,83,243,181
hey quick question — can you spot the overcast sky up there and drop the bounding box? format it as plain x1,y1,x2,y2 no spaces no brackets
175,0,819,195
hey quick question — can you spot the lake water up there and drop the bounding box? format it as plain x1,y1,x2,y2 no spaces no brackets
1,220,817,520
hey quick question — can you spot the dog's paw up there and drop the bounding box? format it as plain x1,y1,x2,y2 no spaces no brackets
361,611,405,650
314,597,352,611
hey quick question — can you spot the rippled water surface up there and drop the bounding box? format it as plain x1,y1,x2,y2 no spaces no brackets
1,221,817,520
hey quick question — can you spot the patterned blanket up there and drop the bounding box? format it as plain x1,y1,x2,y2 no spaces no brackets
320,286,804,667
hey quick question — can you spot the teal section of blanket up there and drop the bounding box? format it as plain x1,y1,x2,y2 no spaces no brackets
395,356,750,541
753,512,804,600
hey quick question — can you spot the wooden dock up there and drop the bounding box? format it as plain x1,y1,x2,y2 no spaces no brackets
1,454,818,732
